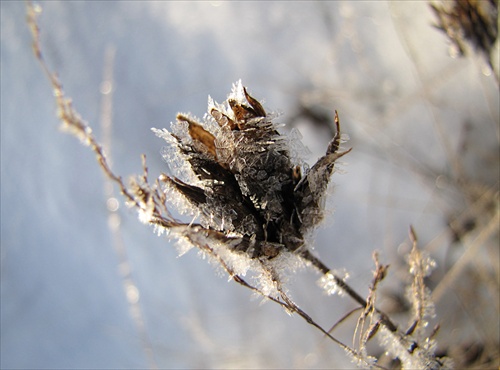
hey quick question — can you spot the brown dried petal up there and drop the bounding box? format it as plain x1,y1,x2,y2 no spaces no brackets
243,86,266,117
177,113,217,158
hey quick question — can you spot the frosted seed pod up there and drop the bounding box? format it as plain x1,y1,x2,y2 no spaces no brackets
155,81,350,261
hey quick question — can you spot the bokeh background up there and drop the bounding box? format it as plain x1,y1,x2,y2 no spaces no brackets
1,1,498,368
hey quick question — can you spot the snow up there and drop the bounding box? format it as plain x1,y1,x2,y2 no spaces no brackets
1,1,498,369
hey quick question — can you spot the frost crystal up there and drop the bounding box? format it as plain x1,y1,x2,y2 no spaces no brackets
319,270,350,296
408,249,437,278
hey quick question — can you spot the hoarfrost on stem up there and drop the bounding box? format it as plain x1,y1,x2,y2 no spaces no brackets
319,269,350,296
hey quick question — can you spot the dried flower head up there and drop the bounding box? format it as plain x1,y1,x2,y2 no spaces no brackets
153,81,350,265
430,0,499,81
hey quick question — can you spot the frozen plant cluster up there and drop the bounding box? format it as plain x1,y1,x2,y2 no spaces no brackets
152,80,350,294
373,232,454,370
27,5,456,364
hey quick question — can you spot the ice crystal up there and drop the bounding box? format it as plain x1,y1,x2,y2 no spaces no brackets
378,325,445,370
405,232,438,338
344,347,377,369
408,249,437,278
318,269,350,296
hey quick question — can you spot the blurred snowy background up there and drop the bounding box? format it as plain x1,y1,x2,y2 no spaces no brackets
1,1,498,369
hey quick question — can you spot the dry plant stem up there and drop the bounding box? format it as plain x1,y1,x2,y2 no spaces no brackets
354,252,387,349
431,211,500,303
196,240,354,353
99,45,158,370
302,249,398,333
27,3,415,365
327,306,363,335
186,234,392,368
28,4,138,210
